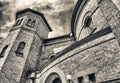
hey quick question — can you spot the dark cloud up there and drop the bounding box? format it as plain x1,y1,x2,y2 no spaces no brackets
0,0,78,39
41,5,53,10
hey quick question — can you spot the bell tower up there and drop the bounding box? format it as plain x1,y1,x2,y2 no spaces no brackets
0,8,52,83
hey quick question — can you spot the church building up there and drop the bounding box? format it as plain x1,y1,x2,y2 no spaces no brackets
0,0,120,83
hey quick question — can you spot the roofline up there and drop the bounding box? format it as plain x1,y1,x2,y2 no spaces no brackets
71,0,89,37
16,8,52,31
44,34,74,43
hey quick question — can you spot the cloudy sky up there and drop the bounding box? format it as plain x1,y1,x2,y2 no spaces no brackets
0,0,77,40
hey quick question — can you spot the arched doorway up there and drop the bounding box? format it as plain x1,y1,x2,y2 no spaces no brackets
45,73,62,83
52,78,62,83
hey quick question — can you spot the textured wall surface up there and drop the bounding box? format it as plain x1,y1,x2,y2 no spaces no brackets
0,30,34,83
37,0,120,83
0,10,50,83
75,0,108,40
1,0,120,83
40,37,75,68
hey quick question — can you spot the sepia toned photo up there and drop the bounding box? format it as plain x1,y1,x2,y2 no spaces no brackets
0,0,120,83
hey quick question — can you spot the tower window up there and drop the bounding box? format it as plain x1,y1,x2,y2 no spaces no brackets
26,19,31,26
15,42,25,55
31,20,36,27
14,18,23,27
84,16,92,27
26,19,36,27
0,45,8,58
88,73,96,83
78,76,83,83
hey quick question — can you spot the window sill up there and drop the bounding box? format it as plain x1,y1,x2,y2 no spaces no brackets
15,51,23,57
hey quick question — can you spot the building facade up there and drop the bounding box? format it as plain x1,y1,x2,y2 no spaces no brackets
0,0,120,83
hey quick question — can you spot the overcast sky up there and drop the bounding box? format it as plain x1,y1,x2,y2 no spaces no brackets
0,0,77,39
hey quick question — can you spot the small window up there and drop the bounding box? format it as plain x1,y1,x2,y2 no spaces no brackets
78,77,83,83
15,42,25,55
26,19,32,26
26,19,36,27
0,45,8,58
50,55,55,59
14,18,23,27
88,73,96,83
84,16,92,27
31,20,36,27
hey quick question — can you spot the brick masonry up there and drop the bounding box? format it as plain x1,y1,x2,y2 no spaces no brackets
37,0,120,83
0,0,120,83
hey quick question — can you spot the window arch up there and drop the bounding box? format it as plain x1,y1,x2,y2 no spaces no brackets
84,16,92,27
26,19,32,26
26,19,36,27
0,45,8,58
45,73,62,83
31,20,36,27
15,42,25,55
14,18,24,27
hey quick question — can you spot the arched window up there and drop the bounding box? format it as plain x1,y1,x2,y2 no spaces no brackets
50,55,55,59
15,42,25,55
26,19,36,27
84,16,92,27
26,19,32,26
14,18,23,27
0,45,8,58
31,20,35,27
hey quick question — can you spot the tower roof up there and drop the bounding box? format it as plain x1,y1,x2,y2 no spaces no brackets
16,8,52,31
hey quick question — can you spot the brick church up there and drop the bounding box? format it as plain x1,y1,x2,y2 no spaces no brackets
0,0,120,83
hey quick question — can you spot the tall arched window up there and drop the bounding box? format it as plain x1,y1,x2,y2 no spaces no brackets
0,45,8,58
15,42,25,55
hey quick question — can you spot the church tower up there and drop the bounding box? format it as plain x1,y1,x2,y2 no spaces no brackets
0,8,52,83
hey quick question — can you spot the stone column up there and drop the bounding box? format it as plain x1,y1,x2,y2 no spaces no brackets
97,0,120,44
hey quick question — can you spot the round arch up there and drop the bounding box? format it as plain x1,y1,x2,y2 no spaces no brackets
36,67,67,83
45,73,62,83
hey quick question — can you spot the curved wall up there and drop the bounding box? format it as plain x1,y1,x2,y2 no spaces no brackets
75,0,108,40
36,0,120,83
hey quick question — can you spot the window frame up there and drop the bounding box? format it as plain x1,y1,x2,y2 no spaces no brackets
78,76,84,83
0,45,8,58
84,16,92,27
26,19,36,27
15,42,26,55
88,73,96,83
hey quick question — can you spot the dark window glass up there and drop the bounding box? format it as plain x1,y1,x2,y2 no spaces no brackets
50,55,55,59
0,45,8,58
52,78,62,83
78,77,83,83
15,42,25,55
26,19,31,26
14,18,23,27
31,20,36,27
26,19,36,27
88,73,96,83
84,16,92,27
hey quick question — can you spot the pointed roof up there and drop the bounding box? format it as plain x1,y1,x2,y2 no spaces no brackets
16,8,52,31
